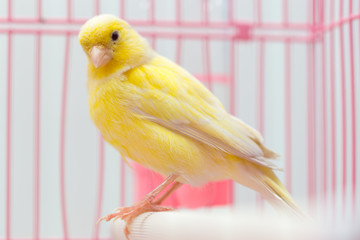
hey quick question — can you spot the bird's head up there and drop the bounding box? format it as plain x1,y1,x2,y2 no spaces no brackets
79,14,153,77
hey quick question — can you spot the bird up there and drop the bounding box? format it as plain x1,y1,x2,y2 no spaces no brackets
78,14,306,239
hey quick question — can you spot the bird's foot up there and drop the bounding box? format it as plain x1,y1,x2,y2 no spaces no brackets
97,199,173,239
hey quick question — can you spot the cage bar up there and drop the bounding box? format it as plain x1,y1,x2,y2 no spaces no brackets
256,39,265,209
94,136,105,239
60,33,70,240
348,0,356,219
6,30,13,240
329,0,337,217
307,42,316,212
339,0,347,217
284,40,292,193
33,32,41,240
202,37,212,91
67,0,72,21
321,24,327,212
120,158,126,207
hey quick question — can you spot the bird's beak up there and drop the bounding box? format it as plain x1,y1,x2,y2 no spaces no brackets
89,45,113,68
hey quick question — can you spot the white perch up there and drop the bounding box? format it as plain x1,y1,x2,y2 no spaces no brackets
111,207,356,240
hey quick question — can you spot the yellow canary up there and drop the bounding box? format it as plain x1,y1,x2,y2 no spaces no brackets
79,14,305,236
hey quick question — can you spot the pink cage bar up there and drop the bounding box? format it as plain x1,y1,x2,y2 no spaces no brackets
0,0,359,239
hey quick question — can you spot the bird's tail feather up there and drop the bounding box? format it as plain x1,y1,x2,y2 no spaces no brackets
230,163,308,219
256,173,308,219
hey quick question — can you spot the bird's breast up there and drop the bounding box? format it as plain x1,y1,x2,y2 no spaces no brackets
88,79,133,146
87,75,228,186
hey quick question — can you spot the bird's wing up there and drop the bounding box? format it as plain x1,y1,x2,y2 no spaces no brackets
128,58,279,169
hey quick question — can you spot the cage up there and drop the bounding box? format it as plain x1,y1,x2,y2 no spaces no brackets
0,0,359,239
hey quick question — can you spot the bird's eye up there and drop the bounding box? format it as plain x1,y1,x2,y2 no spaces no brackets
111,31,119,41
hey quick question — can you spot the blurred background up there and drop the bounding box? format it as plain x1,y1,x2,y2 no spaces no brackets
0,0,359,239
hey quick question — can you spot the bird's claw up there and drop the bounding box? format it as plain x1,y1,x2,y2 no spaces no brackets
96,216,106,225
97,200,174,240
113,207,122,212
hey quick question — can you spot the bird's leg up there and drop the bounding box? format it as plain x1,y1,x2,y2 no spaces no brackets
97,174,179,239
153,181,183,205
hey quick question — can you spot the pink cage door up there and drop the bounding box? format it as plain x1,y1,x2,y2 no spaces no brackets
1,0,359,240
